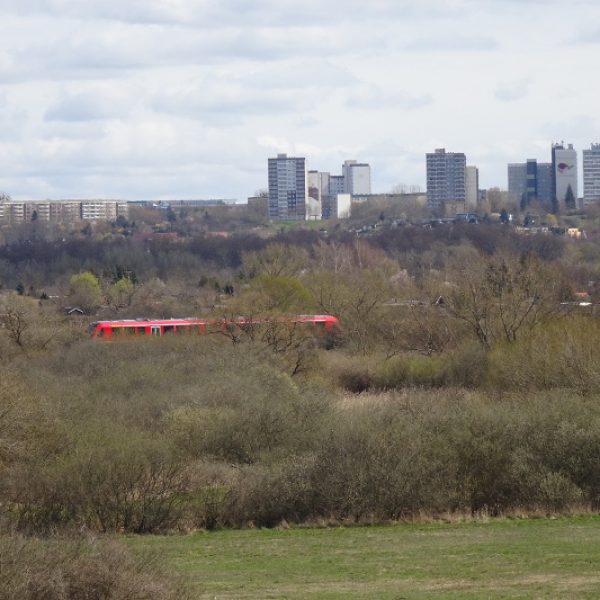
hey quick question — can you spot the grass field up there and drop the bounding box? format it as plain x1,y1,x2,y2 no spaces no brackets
128,516,600,599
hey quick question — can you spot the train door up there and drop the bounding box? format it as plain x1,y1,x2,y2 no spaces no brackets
151,325,161,337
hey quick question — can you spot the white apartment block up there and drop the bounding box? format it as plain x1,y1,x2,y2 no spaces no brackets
322,193,351,220
342,160,371,195
0,199,128,223
552,142,578,205
583,143,600,204
306,170,322,220
465,166,479,210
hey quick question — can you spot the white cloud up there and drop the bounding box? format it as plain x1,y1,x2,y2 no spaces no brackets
1,0,600,199
347,87,432,110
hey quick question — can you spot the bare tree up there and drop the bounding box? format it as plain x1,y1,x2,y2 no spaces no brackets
442,251,560,349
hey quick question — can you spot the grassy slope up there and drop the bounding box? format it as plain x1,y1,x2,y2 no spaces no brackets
129,516,600,599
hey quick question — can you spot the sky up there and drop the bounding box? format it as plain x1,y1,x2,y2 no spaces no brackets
1,0,599,201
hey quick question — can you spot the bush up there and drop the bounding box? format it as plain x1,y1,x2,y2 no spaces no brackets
323,353,375,392
0,535,190,600
228,391,600,522
374,354,449,388
229,456,318,527
6,425,188,534
487,315,600,394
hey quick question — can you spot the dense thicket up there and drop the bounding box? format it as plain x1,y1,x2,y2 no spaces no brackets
2,323,600,534
2,220,600,596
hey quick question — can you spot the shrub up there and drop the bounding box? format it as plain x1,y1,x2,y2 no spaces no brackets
486,315,600,394
6,425,188,534
374,354,449,389
0,535,190,600
323,353,375,392
164,360,331,464
229,456,318,527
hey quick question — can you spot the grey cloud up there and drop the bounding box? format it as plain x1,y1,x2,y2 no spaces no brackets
3,0,469,28
568,27,600,45
347,87,432,110
151,85,312,121
7,20,360,81
495,78,532,102
148,61,352,122
540,116,599,140
44,91,132,122
246,60,356,90
404,34,498,52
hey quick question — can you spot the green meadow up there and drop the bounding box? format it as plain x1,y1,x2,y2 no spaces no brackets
129,516,600,599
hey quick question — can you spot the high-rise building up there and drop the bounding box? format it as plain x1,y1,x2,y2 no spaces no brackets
507,159,552,206
537,163,553,205
342,160,371,195
329,175,345,197
426,148,466,210
306,170,322,220
583,143,600,204
267,154,307,220
551,142,578,208
508,162,527,204
465,166,479,210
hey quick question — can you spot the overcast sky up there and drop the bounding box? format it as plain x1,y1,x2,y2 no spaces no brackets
1,0,599,200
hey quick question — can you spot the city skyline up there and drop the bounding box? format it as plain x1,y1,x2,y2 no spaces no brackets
1,1,599,200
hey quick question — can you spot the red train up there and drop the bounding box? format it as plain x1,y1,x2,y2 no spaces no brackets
89,315,340,340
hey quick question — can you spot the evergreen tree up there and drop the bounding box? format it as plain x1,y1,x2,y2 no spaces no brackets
519,193,527,212
565,185,576,210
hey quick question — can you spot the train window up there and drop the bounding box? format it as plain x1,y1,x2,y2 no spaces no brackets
97,329,104,338
112,328,121,337
151,325,161,336
136,327,146,335
125,327,136,335
164,326,174,335
176,325,187,335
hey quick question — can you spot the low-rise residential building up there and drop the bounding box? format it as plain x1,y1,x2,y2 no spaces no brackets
0,199,129,223
322,193,351,219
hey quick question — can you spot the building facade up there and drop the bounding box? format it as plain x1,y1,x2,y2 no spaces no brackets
507,162,526,204
267,154,307,220
465,166,479,210
0,199,128,223
426,148,466,211
306,170,322,220
536,162,553,205
329,175,345,197
583,143,600,204
552,142,578,207
342,160,371,195
322,193,351,220
507,160,552,206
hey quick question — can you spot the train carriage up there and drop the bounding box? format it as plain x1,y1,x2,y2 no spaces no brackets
89,315,340,341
